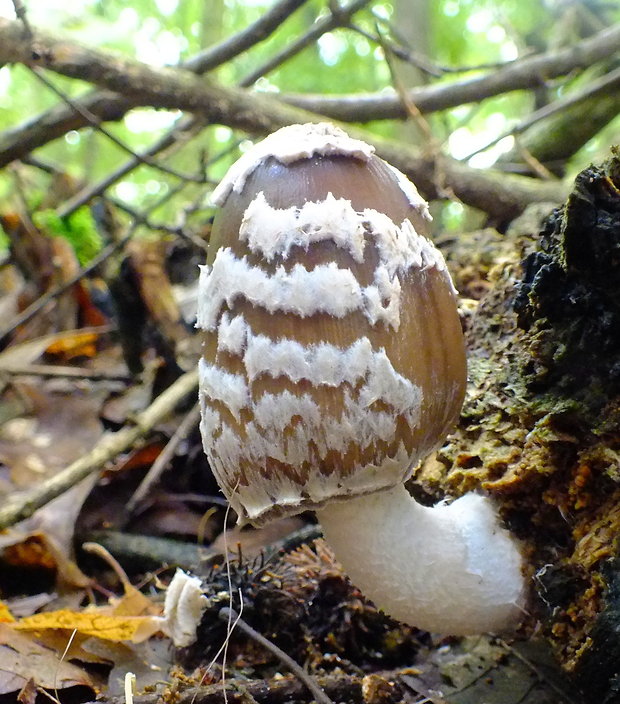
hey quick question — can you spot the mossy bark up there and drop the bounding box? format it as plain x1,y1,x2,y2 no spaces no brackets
415,150,620,703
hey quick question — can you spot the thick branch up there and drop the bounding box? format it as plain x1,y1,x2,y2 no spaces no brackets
0,0,311,169
0,88,129,168
183,0,309,74
3,21,619,169
0,17,566,218
499,82,620,175
281,23,620,120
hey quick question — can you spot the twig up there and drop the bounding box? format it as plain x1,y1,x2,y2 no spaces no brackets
11,0,32,38
104,671,384,704
375,24,456,205
218,606,334,704
461,64,620,161
78,530,213,571
349,21,445,77
497,639,581,704
0,229,134,342
27,66,205,184
184,0,310,74
104,196,191,237
81,541,134,590
374,24,434,143
281,22,620,120
514,137,557,180
239,0,372,86
126,402,201,515
2,0,309,215
0,366,198,530
2,20,620,170
369,11,532,75
55,118,206,219
55,0,313,220
0,362,131,382
2,144,207,342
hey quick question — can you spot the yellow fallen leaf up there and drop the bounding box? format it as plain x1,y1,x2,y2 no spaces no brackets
0,602,14,623
13,610,162,644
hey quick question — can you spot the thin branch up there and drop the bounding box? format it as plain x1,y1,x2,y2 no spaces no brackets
498,80,620,174
239,0,372,86
11,0,32,38
513,138,557,181
0,88,134,168
375,24,434,143
56,135,238,221
55,117,207,218
0,229,134,342
348,22,443,77
184,0,310,74
27,66,205,183
105,196,196,237
370,9,535,75
0,362,131,382
126,402,201,515
461,63,620,160
218,607,334,704
281,22,620,120
58,0,367,217
103,670,407,704
78,530,210,571
0,367,199,530
0,0,310,171
1,20,619,169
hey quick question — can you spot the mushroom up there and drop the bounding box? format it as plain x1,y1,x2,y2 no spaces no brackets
197,122,526,635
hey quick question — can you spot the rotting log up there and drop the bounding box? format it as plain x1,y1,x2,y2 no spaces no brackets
416,148,620,703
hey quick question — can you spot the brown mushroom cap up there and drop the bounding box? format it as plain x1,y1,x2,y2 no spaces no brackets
198,133,466,525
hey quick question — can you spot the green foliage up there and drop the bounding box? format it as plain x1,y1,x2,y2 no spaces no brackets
33,207,103,265
0,0,619,236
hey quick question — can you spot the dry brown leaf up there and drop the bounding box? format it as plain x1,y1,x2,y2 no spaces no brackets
0,622,96,695
110,581,161,619
127,239,187,349
0,381,105,586
0,479,98,587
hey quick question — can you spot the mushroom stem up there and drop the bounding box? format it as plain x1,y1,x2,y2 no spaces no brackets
316,484,525,635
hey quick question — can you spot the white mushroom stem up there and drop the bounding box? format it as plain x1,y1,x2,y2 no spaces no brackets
316,484,526,635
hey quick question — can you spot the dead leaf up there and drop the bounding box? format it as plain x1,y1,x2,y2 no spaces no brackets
0,601,15,623
12,578,164,645
17,676,37,704
127,239,187,349
0,478,98,587
0,327,110,370
0,380,105,586
45,330,99,360
13,609,162,644
0,623,96,695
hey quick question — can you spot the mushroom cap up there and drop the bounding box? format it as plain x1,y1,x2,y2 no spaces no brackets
198,123,466,525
